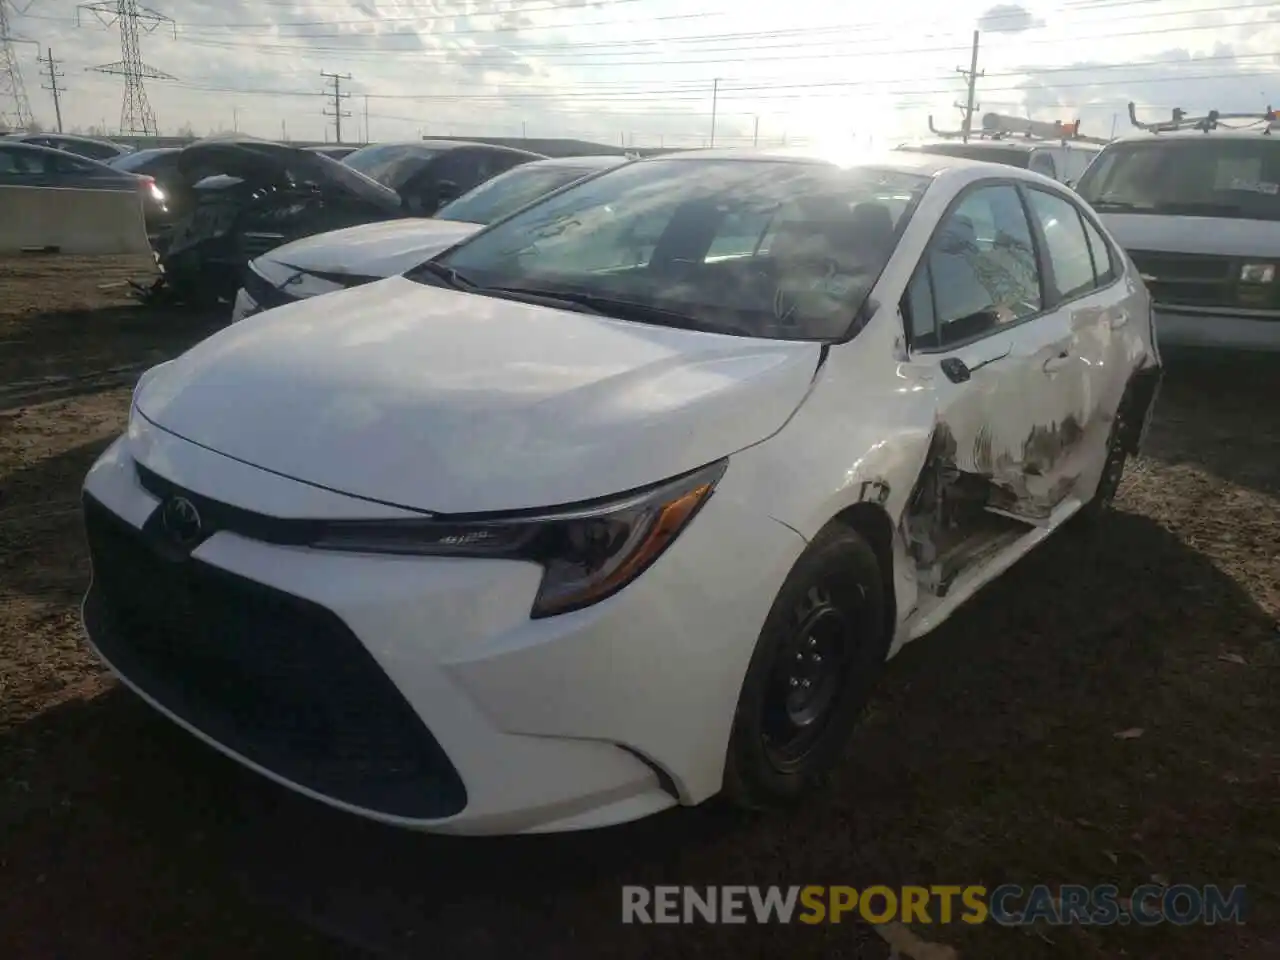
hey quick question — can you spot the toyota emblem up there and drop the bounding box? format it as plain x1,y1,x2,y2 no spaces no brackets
161,496,203,545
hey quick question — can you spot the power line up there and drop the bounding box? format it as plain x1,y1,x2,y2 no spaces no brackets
76,0,176,135
321,69,351,143
38,45,62,132
165,53,1280,108
116,0,1275,54
1,0,34,130
69,0,1216,38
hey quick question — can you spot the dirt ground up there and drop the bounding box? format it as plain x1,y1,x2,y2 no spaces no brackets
1,256,1276,959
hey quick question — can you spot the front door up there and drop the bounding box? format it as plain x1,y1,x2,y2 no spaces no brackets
901,181,1089,592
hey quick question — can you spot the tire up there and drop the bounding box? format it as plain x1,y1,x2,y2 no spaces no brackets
1074,391,1133,527
723,524,889,811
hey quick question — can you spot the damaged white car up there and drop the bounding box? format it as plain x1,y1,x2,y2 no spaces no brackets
81,149,1161,835
231,154,628,322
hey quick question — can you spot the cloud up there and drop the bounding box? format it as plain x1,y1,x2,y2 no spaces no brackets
978,4,1043,35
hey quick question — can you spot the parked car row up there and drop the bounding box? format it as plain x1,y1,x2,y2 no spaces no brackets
82,143,1165,836
231,153,627,321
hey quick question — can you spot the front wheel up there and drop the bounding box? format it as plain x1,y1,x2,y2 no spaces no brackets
723,525,889,811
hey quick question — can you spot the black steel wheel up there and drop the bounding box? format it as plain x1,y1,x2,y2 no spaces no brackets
723,524,889,810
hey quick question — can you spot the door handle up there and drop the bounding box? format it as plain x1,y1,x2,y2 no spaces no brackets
1042,350,1070,373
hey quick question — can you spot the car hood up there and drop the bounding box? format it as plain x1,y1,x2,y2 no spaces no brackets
1098,212,1280,258
255,218,484,280
177,136,402,212
134,276,822,513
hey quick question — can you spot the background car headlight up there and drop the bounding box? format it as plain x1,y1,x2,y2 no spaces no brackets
309,459,727,617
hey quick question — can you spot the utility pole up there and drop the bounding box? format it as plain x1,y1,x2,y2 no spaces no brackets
77,0,177,136
956,30,982,142
709,77,719,148
1,0,35,130
363,93,369,143
752,114,759,146
321,70,351,143
38,46,63,132
231,104,237,132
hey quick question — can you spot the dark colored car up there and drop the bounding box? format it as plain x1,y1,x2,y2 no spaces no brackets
6,132,132,162
152,137,547,305
341,140,545,214
105,147,185,246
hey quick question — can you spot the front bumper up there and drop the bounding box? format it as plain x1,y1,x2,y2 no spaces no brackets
1154,305,1280,353
79,420,807,834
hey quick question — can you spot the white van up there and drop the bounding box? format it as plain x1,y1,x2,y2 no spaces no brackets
1076,105,1280,352
899,137,1101,184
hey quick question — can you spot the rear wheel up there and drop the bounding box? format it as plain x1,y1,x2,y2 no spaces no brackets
723,525,889,810
1075,388,1136,526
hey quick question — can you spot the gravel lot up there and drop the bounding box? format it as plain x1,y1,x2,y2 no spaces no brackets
1,256,1277,959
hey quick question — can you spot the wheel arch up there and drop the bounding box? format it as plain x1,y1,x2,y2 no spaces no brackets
825,501,898,653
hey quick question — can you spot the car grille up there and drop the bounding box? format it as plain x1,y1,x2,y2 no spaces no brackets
1127,250,1280,313
81,492,467,820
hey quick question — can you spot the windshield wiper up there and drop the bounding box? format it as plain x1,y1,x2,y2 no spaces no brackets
486,288,730,333
411,260,476,291
1088,198,1150,211
471,285,609,316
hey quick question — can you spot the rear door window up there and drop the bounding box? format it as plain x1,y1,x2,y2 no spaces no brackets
1025,188,1096,300
1079,215,1116,286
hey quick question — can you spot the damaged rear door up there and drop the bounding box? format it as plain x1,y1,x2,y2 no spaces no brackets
901,181,1093,596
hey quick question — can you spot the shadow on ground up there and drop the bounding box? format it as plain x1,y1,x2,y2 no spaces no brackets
1,511,1274,959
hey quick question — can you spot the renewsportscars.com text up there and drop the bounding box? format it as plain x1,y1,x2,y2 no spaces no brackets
621,884,1247,926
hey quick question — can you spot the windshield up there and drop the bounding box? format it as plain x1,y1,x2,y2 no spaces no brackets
1076,137,1280,220
435,163,609,225
342,144,438,188
905,143,1031,168
420,158,931,342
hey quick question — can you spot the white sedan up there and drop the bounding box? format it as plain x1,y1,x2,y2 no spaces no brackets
81,148,1162,835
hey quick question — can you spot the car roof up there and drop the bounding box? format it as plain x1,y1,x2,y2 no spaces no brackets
523,154,627,170
0,140,83,158
12,132,125,148
365,139,546,159
1109,127,1280,144
902,138,1101,153
652,145,1027,178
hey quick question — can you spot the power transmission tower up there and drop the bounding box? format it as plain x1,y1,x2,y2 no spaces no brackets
321,70,352,143
76,0,176,136
955,30,982,143
38,46,63,132
0,0,35,130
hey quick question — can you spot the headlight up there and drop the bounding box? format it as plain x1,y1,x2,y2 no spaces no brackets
149,183,166,203
310,459,727,617
1240,263,1276,284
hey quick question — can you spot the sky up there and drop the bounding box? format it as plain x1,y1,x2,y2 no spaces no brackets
3,0,1280,148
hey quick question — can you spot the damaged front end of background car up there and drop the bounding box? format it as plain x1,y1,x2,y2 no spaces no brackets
133,136,405,307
